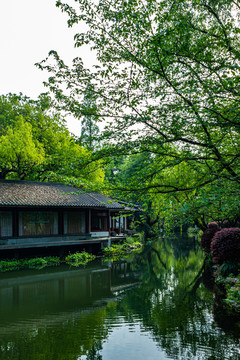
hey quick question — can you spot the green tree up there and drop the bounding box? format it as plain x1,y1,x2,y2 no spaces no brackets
0,93,104,187
37,0,240,225
79,83,100,150
0,116,44,179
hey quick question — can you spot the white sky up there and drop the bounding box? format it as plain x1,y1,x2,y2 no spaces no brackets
0,0,93,136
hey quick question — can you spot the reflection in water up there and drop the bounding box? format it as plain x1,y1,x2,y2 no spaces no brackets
0,235,239,360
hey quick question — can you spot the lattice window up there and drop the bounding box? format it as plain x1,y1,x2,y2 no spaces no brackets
64,211,86,234
19,211,58,236
0,211,12,237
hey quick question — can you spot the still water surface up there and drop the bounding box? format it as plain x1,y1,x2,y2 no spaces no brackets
0,235,239,359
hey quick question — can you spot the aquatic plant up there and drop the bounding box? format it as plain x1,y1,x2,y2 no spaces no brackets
0,256,60,272
27,257,48,269
26,256,60,269
103,241,142,257
65,251,96,266
0,260,20,272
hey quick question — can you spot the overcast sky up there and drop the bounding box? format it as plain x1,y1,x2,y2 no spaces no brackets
0,0,92,136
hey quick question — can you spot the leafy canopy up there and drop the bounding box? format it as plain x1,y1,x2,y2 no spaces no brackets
36,0,240,225
0,93,104,187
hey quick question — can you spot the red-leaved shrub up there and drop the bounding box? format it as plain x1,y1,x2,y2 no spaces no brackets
221,220,230,228
201,226,219,253
211,228,240,264
208,222,219,230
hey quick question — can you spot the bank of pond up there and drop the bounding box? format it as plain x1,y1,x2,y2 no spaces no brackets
0,240,143,271
200,222,240,314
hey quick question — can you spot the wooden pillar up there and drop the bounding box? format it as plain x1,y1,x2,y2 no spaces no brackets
58,210,64,235
87,209,91,234
108,210,111,236
13,210,18,237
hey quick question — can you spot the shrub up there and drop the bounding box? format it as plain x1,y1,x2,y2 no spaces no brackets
220,262,239,276
208,222,219,230
221,220,230,228
211,228,240,264
201,227,219,253
224,278,240,312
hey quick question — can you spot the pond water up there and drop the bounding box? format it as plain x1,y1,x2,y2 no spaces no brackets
0,235,239,360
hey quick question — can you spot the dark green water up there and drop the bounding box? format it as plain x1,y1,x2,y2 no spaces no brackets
0,235,239,360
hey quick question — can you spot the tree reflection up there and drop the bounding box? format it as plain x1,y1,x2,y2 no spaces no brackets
86,341,103,360
112,234,240,358
0,308,108,360
0,235,239,360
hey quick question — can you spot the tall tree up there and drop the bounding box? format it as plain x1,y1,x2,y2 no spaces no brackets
79,83,100,150
37,0,240,224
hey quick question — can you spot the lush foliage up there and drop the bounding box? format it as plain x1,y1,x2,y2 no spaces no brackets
211,228,240,264
0,93,104,187
37,0,240,228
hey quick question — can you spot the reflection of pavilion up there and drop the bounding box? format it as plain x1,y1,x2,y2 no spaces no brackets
0,180,139,254
0,260,140,332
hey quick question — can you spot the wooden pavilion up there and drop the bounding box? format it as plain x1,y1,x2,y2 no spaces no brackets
0,180,134,251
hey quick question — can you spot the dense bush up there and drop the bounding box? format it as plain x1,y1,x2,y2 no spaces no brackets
201,226,219,253
208,222,219,230
221,220,230,228
211,228,240,264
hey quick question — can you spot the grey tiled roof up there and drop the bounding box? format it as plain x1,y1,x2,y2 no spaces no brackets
0,180,124,209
